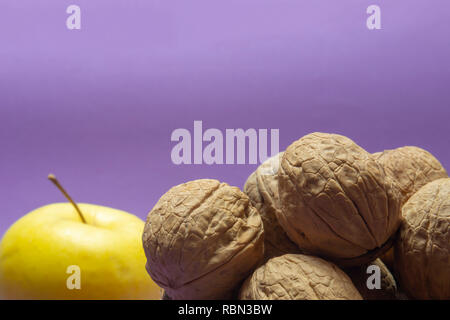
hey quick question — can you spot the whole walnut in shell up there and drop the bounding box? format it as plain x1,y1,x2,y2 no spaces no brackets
375,147,447,274
239,254,362,300
395,178,450,300
344,259,397,300
244,152,301,260
142,179,264,300
277,133,401,266
374,146,448,205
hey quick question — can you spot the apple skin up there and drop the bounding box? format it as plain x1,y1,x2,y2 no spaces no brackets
0,203,161,299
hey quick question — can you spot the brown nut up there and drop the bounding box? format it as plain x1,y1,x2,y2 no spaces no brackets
160,289,171,300
344,258,397,300
142,179,264,300
278,132,401,266
374,146,448,204
239,254,362,300
244,152,302,260
394,178,450,300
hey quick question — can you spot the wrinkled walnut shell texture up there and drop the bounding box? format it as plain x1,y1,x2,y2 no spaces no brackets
239,254,362,300
244,152,301,260
395,178,450,300
278,133,401,264
143,179,264,299
374,146,448,205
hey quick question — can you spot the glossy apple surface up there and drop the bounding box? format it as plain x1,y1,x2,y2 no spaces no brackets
0,203,160,299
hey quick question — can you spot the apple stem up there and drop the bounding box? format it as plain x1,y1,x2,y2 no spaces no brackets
47,174,87,224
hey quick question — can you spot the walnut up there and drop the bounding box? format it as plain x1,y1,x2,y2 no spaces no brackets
344,259,397,300
277,132,401,266
394,178,450,300
159,289,171,300
375,147,447,276
244,152,301,260
374,146,448,205
142,179,264,300
239,254,362,300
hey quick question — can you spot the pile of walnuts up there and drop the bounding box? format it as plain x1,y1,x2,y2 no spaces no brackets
142,132,449,300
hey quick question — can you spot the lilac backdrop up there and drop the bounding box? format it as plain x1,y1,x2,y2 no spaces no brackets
1,1,449,236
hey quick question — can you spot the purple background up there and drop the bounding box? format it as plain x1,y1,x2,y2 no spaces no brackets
1,1,449,237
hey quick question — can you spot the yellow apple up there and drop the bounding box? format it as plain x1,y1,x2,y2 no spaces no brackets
0,202,161,299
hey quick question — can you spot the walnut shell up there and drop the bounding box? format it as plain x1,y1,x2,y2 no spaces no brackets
142,179,264,300
160,289,171,300
344,259,397,300
239,254,362,300
394,178,450,300
244,152,301,260
374,146,448,204
278,132,401,266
